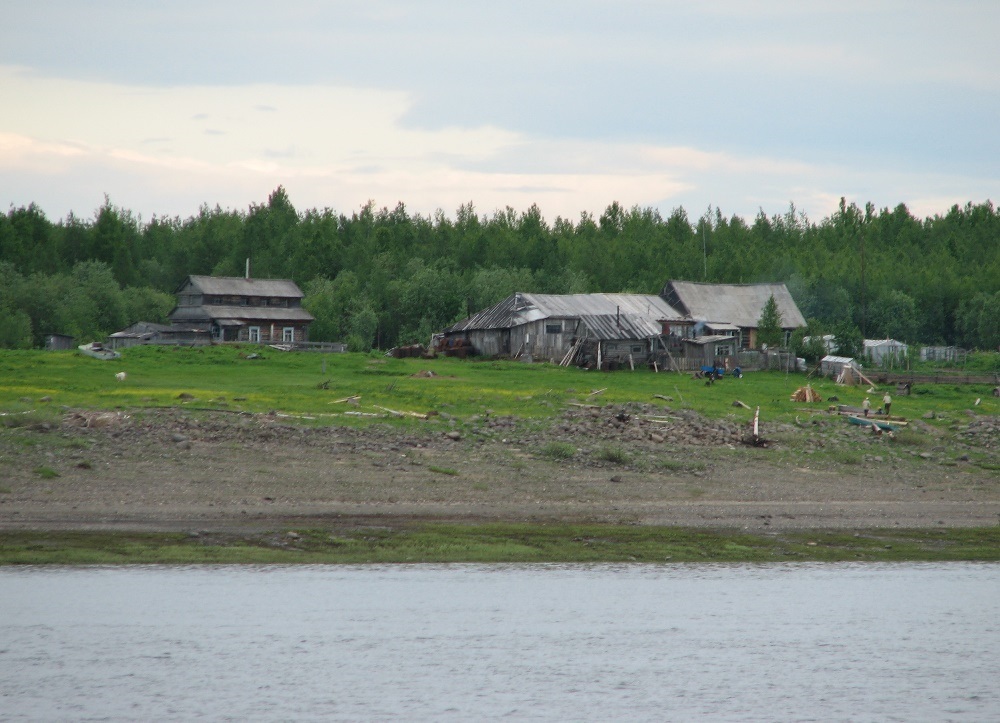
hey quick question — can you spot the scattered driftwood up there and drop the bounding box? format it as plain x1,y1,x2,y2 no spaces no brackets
653,394,674,402
790,385,822,402
329,395,361,405
567,402,602,409
732,400,751,410
374,405,429,419
742,406,769,447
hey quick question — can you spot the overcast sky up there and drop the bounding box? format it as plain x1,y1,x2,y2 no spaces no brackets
2,1,998,225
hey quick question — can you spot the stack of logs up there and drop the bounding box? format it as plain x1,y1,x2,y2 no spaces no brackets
790,385,822,402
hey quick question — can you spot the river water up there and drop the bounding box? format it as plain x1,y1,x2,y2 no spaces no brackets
2,563,998,721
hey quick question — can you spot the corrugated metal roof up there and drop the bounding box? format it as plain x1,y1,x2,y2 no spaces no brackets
448,292,683,334
663,281,806,328
863,338,906,349
180,275,305,298
579,313,661,340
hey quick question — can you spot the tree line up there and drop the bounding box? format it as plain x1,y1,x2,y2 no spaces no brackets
1,188,999,352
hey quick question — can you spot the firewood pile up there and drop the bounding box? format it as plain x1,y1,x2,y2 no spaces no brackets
790,385,822,402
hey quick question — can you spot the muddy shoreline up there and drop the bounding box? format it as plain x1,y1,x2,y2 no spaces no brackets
1,406,998,534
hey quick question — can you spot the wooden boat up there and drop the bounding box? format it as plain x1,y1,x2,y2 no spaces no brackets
846,414,904,431
78,342,121,360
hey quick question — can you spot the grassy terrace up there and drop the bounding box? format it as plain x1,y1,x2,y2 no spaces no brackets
1,344,996,425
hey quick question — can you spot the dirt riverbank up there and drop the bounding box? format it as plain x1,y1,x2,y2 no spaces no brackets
1,405,998,533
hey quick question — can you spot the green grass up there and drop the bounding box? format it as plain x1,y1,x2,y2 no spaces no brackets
538,442,577,460
1,525,998,565
594,445,633,465
1,346,996,429
428,465,458,476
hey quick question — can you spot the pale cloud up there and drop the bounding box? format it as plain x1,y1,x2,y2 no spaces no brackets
1,59,998,225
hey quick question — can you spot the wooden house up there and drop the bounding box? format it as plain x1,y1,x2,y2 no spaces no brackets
441,292,685,368
660,281,805,349
168,275,313,344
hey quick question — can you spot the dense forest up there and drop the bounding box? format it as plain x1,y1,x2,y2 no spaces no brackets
1,187,999,353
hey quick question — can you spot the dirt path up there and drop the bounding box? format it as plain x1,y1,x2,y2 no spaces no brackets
1,406,998,533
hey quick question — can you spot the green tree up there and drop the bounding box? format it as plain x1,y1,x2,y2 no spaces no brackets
831,320,864,358
790,319,828,364
976,291,1000,350
756,294,784,348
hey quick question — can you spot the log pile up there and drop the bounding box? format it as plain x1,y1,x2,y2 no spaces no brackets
790,385,822,402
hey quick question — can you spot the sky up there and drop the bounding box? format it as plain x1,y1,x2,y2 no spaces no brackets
2,1,998,226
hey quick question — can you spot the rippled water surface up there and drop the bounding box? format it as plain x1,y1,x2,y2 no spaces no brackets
2,563,999,721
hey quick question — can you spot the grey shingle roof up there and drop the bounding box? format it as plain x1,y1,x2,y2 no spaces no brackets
180,275,305,298
662,281,806,329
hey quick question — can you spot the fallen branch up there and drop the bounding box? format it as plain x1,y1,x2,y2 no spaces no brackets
652,394,674,402
588,388,607,397
374,405,429,419
329,395,361,405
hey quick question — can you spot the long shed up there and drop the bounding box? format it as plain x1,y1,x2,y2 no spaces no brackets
442,292,685,367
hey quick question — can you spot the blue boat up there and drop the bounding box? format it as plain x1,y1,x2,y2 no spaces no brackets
846,414,900,431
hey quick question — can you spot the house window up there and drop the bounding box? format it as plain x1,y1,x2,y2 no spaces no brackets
282,327,294,343
631,345,643,353
545,322,562,334
248,326,261,343
716,344,733,357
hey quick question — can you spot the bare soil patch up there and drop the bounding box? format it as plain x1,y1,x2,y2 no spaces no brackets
1,406,998,533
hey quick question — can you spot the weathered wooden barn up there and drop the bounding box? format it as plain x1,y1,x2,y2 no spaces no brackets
168,275,314,344
660,281,806,349
107,322,212,349
441,292,685,368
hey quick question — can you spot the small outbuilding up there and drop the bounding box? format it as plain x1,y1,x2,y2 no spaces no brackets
45,333,75,351
821,355,860,380
107,322,212,349
864,338,908,366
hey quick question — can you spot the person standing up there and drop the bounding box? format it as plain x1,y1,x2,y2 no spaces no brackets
862,397,871,417
883,392,892,415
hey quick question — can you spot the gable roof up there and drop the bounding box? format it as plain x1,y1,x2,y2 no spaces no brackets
448,292,684,339
178,275,305,298
661,281,806,329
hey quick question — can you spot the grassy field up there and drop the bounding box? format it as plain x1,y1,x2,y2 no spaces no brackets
2,345,996,427
2,525,999,565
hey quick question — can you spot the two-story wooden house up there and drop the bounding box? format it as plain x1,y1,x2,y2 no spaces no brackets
168,275,314,344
